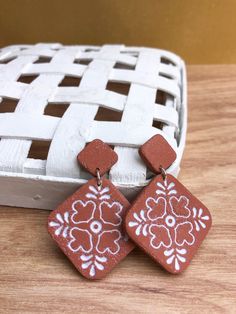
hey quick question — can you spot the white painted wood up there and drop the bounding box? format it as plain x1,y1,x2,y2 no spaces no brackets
109,70,181,99
0,171,142,210
89,122,177,147
0,113,59,140
22,63,86,77
49,87,126,111
110,50,160,184
46,45,123,179
0,43,187,209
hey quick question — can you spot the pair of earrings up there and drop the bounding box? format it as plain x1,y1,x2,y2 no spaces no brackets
48,135,212,279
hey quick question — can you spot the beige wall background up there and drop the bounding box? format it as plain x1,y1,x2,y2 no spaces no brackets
0,0,235,64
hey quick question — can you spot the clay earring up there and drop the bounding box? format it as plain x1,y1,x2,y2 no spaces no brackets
125,135,212,273
48,139,134,279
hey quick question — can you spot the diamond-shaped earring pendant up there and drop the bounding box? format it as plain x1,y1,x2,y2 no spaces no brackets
48,139,134,279
125,135,212,274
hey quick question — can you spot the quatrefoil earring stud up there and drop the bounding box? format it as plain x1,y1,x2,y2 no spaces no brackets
125,134,212,274
48,139,134,279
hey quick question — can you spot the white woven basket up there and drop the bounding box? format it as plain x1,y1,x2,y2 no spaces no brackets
0,43,187,209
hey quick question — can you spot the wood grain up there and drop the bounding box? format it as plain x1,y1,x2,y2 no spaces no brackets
0,65,235,313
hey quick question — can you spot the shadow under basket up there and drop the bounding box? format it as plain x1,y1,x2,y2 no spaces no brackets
0,43,187,209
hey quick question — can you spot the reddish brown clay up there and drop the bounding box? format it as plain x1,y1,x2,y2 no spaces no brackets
125,174,212,274
48,177,134,280
139,134,176,174
78,139,118,176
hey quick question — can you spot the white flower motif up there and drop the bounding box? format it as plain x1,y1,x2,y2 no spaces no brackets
69,228,93,253
68,199,123,255
85,185,111,200
128,192,196,249
146,197,167,221
48,180,133,279
49,212,70,238
126,176,211,273
80,254,107,277
128,210,149,236
192,207,210,231
156,181,177,196
169,195,191,218
164,248,187,271
150,224,172,249
174,221,195,246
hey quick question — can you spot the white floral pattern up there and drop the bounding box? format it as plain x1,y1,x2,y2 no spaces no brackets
164,248,187,271
49,212,69,238
48,183,131,278
127,177,211,272
68,198,122,255
80,254,108,277
192,207,210,231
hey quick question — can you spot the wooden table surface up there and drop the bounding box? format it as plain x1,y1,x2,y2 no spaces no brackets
0,65,236,313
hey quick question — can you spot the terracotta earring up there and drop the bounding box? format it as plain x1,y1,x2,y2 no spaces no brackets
48,139,134,279
125,135,212,274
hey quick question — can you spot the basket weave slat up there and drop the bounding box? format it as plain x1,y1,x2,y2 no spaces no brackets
0,43,187,209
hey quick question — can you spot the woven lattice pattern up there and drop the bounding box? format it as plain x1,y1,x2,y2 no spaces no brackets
0,43,186,186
